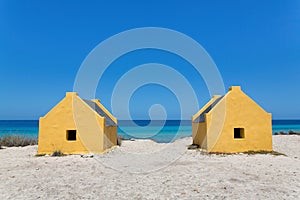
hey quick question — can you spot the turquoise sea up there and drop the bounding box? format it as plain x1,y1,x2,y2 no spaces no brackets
0,120,299,143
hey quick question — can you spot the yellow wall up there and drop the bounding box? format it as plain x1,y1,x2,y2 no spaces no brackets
103,126,118,150
38,92,118,155
192,122,207,149
192,86,272,153
92,99,118,150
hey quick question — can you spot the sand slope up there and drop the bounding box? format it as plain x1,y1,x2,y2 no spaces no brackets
0,135,299,199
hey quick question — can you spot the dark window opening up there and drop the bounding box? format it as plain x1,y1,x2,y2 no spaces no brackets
234,128,244,139
66,130,76,141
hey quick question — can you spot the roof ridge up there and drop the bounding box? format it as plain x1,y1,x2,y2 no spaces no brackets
193,96,224,123
82,99,117,126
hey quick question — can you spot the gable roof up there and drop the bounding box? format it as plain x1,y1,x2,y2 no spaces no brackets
83,100,117,126
193,96,224,123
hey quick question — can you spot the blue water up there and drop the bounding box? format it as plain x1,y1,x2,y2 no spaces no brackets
118,120,192,143
272,120,300,133
0,120,299,143
0,120,38,138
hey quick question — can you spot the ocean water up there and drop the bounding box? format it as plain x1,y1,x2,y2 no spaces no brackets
118,120,192,143
272,120,300,133
0,120,299,143
0,120,38,138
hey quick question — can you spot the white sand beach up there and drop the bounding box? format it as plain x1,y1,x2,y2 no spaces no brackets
0,135,299,199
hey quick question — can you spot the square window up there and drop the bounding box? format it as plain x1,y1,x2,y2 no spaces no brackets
66,130,76,141
234,128,244,139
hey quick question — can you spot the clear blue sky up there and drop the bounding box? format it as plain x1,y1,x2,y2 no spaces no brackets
0,0,299,120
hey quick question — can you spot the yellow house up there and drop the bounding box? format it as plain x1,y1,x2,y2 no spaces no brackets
38,92,118,155
192,86,272,153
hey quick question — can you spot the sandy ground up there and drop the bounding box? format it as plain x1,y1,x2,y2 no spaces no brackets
0,135,299,200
